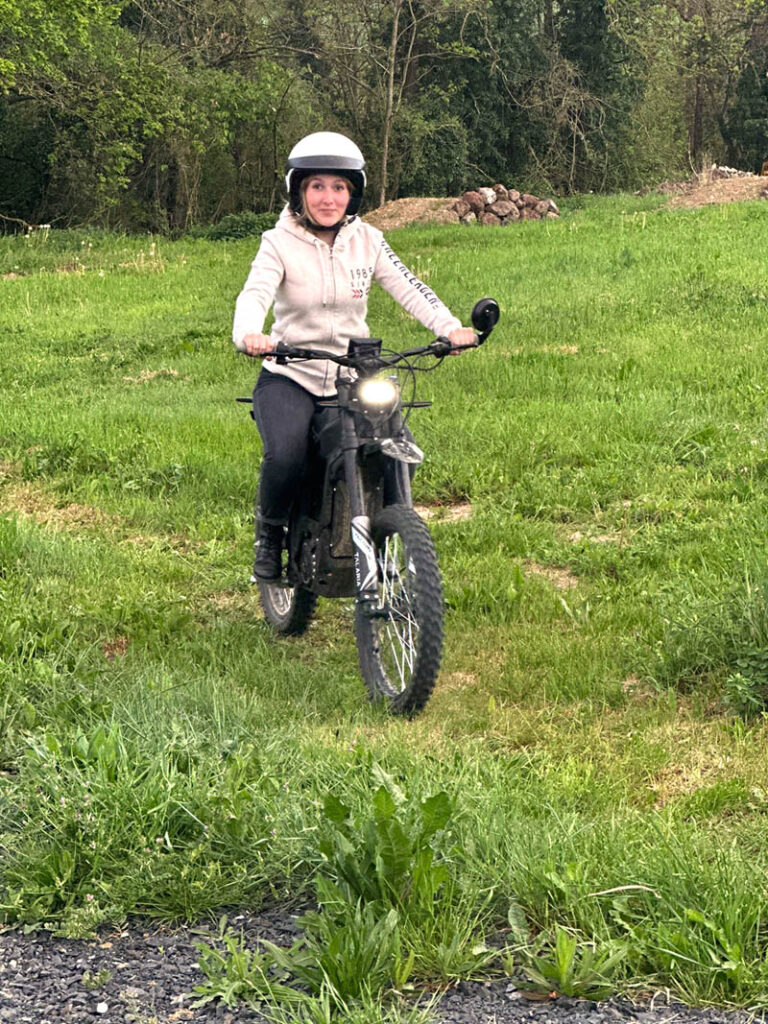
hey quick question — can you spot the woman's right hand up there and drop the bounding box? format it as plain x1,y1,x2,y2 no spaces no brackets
240,333,275,357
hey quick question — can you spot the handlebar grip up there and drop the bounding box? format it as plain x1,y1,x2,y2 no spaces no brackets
433,336,482,355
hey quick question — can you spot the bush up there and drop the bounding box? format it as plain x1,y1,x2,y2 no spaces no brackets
199,211,278,241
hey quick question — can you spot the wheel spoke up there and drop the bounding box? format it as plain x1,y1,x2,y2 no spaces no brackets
376,533,419,692
266,583,293,616
259,578,317,637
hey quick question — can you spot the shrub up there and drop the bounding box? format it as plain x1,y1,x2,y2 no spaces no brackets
201,211,278,241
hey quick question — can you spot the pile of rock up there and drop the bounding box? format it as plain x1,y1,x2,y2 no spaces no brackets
454,185,560,226
709,164,756,180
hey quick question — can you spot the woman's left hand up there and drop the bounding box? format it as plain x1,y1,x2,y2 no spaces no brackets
447,327,477,354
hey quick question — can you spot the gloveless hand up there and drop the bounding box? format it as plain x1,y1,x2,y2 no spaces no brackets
240,333,275,356
447,327,477,354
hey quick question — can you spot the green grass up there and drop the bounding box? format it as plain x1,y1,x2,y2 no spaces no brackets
3,196,768,1013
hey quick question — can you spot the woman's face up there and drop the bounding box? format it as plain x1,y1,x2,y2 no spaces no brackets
302,174,352,227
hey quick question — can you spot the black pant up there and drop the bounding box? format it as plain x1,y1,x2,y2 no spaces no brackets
253,370,319,527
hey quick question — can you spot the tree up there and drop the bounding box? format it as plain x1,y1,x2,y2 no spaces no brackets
462,0,641,193
273,0,482,204
608,0,768,171
722,10,768,171
0,0,117,90
0,0,315,227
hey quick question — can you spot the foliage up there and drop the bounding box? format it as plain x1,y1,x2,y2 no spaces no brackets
723,647,768,719
608,0,768,171
0,1,314,229
3,0,768,230
196,921,434,1022
194,775,494,1015
196,211,278,241
521,927,626,999
0,0,117,89
726,58,768,172
317,777,453,914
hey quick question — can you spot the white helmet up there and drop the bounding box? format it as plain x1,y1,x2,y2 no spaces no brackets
285,132,367,218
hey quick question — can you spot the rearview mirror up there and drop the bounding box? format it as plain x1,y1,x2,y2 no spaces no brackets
471,298,500,340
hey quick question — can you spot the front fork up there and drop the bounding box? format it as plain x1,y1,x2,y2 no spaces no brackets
343,409,414,614
342,425,378,614
342,414,381,612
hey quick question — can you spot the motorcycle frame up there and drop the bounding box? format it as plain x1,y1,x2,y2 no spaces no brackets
284,371,414,610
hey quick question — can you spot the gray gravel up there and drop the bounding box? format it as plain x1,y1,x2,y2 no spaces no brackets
0,911,760,1024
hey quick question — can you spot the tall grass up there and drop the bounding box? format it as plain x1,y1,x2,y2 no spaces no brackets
3,196,768,1010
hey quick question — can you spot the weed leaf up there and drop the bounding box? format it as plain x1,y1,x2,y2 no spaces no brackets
323,794,350,824
420,791,451,837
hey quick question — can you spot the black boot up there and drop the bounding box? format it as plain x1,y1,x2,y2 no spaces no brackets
251,524,284,582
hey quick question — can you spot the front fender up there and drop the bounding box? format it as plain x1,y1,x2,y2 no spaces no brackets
378,437,424,465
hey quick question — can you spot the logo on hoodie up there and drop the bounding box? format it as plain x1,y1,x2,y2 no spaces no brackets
380,241,440,308
350,265,373,300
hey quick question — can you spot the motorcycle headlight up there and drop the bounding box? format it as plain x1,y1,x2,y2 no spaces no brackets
357,377,400,418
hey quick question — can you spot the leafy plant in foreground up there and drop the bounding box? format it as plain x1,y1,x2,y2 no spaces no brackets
195,920,432,1021
194,887,412,1015
195,772,492,1016
317,772,452,917
520,926,626,999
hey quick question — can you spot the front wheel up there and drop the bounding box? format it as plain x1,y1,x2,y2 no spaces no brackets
259,581,317,636
355,505,443,715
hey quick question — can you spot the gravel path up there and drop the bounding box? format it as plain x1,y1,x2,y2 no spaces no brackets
0,911,759,1024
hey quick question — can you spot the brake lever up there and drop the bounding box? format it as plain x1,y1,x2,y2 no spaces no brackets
273,341,290,365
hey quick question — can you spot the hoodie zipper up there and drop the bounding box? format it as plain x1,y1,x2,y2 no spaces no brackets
314,236,337,394
328,245,337,343
314,238,328,311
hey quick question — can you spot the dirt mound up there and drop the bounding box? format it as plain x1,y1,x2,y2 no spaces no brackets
363,197,459,230
363,173,768,231
665,174,768,210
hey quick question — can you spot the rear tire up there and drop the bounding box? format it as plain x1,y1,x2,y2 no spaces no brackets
354,505,443,715
259,581,317,636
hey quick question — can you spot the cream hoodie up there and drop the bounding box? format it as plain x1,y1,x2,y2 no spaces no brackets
232,207,462,396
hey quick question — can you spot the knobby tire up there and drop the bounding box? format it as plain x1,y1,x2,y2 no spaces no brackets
354,504,443,715
259,581,317,636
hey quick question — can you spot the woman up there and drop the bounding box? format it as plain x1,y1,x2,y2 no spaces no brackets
233,131,475,581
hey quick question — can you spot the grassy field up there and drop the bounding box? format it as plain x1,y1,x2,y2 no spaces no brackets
3,195,768,1016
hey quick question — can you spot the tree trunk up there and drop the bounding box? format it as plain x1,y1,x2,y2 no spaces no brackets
379,0,403,207
544,0,555,42
689,75,703,164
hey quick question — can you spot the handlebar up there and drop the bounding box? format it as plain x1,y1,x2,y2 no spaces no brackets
271,334,483,367
242,297,500,364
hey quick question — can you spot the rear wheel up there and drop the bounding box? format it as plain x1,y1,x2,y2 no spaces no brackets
354,505,443,715
259,581,317,636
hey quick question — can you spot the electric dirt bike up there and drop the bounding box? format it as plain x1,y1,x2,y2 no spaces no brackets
244,298,500,715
